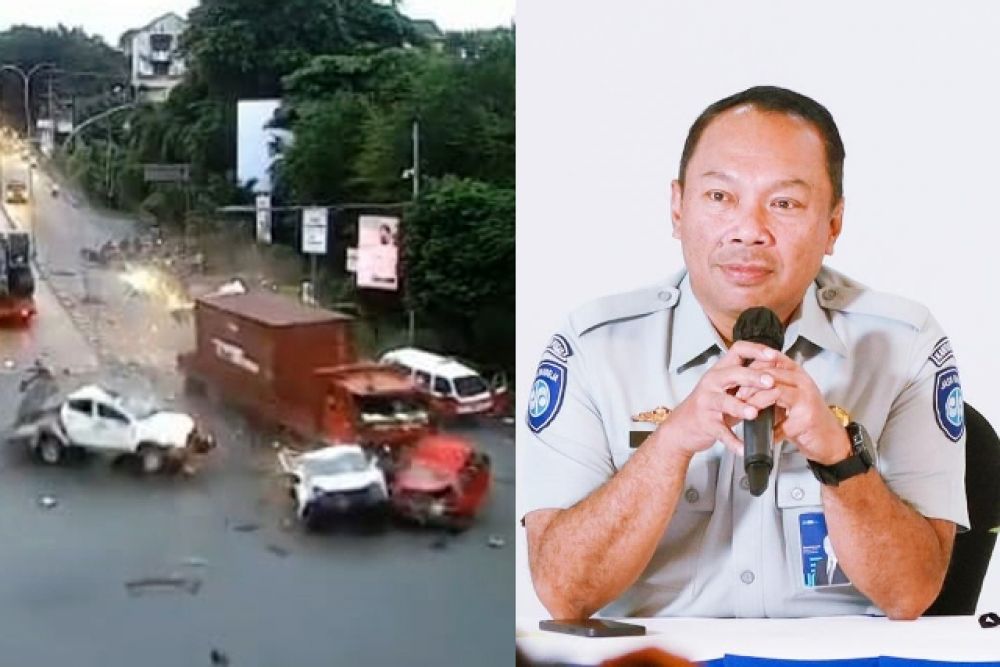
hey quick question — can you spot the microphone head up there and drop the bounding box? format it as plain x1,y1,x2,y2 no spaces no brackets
733,307,785,351
746,461,771,497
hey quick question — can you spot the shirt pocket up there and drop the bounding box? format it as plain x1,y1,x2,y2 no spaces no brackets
641,453,719,594
775,463,824,593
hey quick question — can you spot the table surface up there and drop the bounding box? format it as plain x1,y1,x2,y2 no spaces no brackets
516,616,1000,665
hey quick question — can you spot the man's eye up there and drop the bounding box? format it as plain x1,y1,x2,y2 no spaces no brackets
772,199,798,210
707,191,728,202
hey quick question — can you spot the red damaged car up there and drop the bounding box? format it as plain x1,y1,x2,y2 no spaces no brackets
390,434,491,530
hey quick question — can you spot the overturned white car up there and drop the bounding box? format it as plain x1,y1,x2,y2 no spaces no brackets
278,444,389,531
10,383,215,474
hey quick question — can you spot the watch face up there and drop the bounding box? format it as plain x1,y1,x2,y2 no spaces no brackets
849,422,875,467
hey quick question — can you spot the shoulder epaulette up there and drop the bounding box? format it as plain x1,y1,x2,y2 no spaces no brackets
817,284,928,331
570,284,679,336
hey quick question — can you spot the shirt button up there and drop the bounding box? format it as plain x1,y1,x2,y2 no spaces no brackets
657,290,672,302
739,475,750,490
822,288,838,301
740,570,755,585
684,488,700,503
791,487,805,501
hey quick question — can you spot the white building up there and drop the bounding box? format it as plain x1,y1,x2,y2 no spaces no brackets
119,12,187,103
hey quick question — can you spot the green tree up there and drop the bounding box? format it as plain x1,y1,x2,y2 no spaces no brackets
404,176,514,369
182,0,420,99
280,29,515,203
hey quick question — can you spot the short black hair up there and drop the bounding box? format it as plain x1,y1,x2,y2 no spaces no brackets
678,86,845,204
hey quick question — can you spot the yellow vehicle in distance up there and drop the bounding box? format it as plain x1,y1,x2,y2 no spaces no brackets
4,179,27,204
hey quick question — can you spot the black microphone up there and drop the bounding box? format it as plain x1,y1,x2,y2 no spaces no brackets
732,307,785,497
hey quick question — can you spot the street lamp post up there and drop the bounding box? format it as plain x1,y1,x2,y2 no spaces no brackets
0,62,55,141
1,63,54,262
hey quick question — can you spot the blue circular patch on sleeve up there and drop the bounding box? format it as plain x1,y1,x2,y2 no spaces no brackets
934,367,965,442
526,360,567,433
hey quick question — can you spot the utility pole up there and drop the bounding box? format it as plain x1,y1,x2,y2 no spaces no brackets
105,120,113,198
406,117,420,344
412,118,420,200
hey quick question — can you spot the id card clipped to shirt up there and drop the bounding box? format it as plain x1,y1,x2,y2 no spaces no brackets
799,512,851,588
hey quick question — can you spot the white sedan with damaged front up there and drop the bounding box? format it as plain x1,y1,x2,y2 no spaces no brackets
10,384,215,474
278,444,390,531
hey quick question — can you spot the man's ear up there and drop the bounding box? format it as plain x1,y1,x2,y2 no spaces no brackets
825,198,845,255
670,180,683,239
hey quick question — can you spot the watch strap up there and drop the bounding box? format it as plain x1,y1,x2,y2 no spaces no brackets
807,421,874,487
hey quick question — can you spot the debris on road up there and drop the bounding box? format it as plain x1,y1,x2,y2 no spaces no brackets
205,279,247,298
124,575,202,596
182,557,209,568
266,544,290,558
230,521,261,533
488,535,506,549
210,648,230,666
37,495,58,509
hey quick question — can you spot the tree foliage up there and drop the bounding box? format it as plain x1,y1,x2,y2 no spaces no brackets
404,177,515,367
182,0,421,99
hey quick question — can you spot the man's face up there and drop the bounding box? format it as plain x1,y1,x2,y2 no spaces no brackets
671,106,843,331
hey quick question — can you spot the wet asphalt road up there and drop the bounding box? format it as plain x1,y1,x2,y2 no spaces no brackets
0,158,515,666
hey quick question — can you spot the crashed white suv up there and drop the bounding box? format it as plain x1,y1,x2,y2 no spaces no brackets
13,384,214,474
278,444,389,531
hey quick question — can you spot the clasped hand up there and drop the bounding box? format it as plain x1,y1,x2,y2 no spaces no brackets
663,342,848,464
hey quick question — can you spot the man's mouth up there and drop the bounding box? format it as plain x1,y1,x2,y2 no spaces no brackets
719,263,772,285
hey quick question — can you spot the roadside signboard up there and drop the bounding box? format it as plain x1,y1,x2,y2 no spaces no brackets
143,163,191,183
301,207,328,254
356,215,399,291
255,193,272,244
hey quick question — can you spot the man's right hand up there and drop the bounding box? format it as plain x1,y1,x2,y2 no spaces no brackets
661,341,779,457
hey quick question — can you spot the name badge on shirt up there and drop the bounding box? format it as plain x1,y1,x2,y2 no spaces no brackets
799,512,851,588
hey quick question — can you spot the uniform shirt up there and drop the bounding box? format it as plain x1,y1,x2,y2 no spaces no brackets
521,265,969,618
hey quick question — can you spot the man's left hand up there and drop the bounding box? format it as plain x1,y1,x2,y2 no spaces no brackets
737,351,852,465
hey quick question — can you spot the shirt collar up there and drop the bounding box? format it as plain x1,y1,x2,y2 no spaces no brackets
669,273,727,373
669,274,847,373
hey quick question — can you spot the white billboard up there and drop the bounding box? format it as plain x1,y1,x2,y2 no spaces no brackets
356,215,399,291
237,99,291,193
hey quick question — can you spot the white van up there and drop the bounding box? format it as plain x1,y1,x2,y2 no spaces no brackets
379,347,505,417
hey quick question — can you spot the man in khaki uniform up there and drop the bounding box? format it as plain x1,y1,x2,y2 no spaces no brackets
520,86,968,619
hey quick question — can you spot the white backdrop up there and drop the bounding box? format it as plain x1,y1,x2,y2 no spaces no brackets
516,0,1000,617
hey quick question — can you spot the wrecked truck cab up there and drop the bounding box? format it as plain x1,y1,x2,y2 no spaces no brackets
278,444,389,531
317,363,435,455
13,383,215,475
390,434,492,531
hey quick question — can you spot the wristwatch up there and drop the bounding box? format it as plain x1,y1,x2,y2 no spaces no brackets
807,408,876,487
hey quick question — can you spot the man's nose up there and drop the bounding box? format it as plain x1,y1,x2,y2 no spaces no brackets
725,202,772,246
